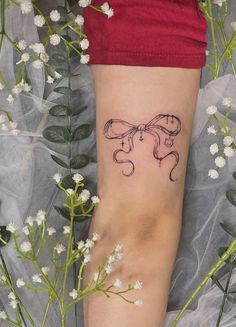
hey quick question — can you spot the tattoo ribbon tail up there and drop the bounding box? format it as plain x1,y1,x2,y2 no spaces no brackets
154,150,180,182
113,149,135,176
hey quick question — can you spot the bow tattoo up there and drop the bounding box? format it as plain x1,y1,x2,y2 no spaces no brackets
104,114,181,182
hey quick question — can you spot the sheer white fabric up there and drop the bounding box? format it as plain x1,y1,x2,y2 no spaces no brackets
0,2,236,326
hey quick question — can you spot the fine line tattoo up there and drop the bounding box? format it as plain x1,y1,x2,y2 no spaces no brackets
103,114,181,182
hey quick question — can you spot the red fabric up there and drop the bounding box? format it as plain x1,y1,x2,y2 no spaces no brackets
83,0,208,68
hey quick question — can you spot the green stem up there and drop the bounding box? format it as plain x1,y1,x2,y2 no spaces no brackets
171,239,236,327
0,0,5,51
207,0,219,77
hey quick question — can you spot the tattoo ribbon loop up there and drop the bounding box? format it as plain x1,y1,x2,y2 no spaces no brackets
104,114,181,182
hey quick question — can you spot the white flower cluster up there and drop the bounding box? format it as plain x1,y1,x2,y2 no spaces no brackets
78,0,91,8
100,2,114,18
18,0,33,14
76,232,101,265
206,99,235,179
0,114,19,135
213,0,226,7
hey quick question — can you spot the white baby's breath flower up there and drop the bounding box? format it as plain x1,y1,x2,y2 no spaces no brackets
115,244,124,253
85,239,94,249
69,289,78,300
77,240,85,250
222,97,232,107
17,52,30,64
8,292,16,300
108,255,116,264
20,0,33,14
72,173,84,183
23,82,32,92
208,169,219,179
205,50,210,56
105,264,114,274
35,210,46,226
66,188,74,196
231,21,236,31
80,38,89,50
224,146,234,158
80,54,90,64
20,241,32,253
25,216,34,226
213,0,226,7
6,94,14,103
47,227,56,236
63,226,70,234
53,173,63,183
34,15,45,27
41,267,50,275
78,0,91,7
105,8,114,18
9,300,18,309
47,76,54,84
206,105,217,115
0,311,7,320
79,189,90,202
50,34,61,46
54,71,62,79
215,156,226,168
91,196,100,204
113,278,122,289
22,226,30,235
0,275,6,283
50,10,61,22
32,274,42,283
6,222,18,233
92,233,100,241
0,83,4,90
16,278,25,288
54,243,65,254
12,85,22,95
29,42,45,54
134,299,144,307
32,60,44,69
83,253,91,264
75,14,84,26
134,280,143,290
223,136,234,146
209,143,219,155
39,52,49,63
17,39,27,50
101,2,109,11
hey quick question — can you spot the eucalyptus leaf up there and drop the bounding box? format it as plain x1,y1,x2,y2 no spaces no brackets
51,155,69,168
72,124,93,141
49,105,70,117
51,53,67,62
226,189,236,207
61,174,76,189
0,226,11,248
70,154,90,169
54,87,71,95
43,126,71,143
220,222,236,237
71,105,87,117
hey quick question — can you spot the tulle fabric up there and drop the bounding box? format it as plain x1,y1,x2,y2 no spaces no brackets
1,2,236,326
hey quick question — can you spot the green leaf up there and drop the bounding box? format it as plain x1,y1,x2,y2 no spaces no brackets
71,105,87,117
226,189,236,207
220,222,236,237
49,105,70,117
72,124,93,141
0,226,11,248
54,206,92,223
227,294,236,304
51,155,69,168
43,126,71,143
54,87,71,95
56,5,68,16
61,174,76,189
70,154,90,169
